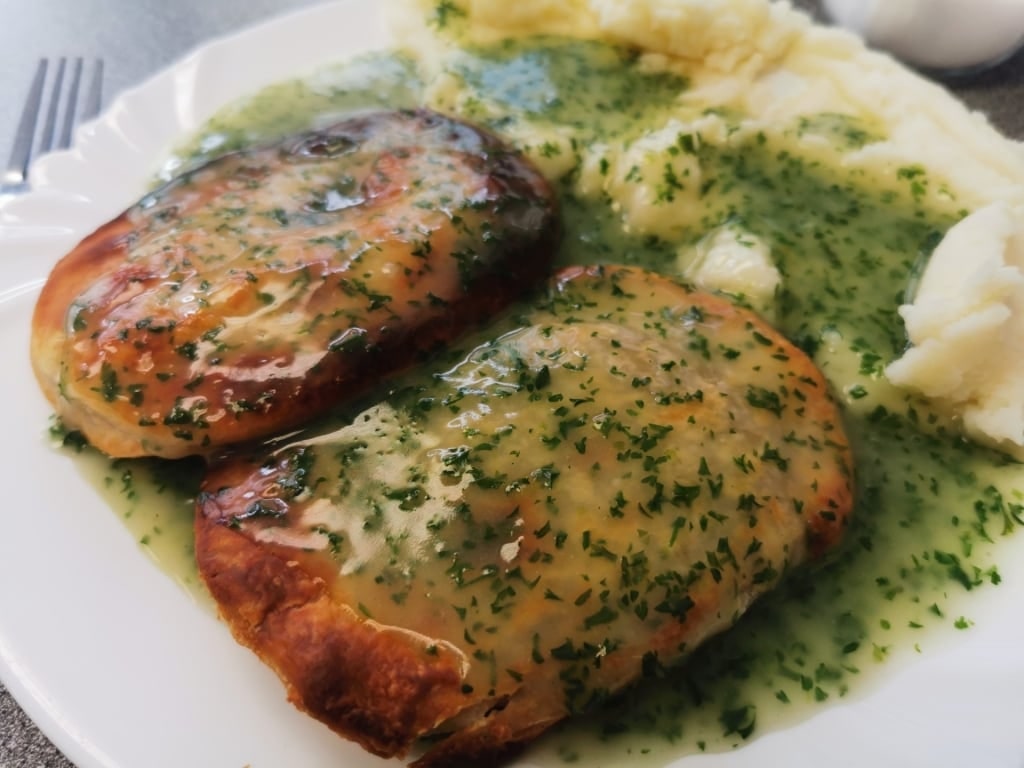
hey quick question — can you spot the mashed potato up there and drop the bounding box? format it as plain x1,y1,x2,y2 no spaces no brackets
578,120,706,237
886,202,1024,458
678,223,781,317
390,0,1024,457
393,0,1024,205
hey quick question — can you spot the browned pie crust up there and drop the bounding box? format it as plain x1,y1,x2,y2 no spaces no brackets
196,265,854,766
31,109,558,458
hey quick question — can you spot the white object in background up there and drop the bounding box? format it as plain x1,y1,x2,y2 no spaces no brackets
822,0,1024,72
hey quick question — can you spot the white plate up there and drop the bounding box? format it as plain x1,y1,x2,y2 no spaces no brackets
3,2,1024,767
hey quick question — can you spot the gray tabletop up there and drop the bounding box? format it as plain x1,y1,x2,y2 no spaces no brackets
0,1,1021,766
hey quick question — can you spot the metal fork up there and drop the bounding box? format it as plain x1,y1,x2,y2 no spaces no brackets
1,57,104,194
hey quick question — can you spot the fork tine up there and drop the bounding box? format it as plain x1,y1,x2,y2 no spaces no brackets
2,57,105,193
81,59,104,122
2,59,48,188
38,57,67,155
58,58,85,150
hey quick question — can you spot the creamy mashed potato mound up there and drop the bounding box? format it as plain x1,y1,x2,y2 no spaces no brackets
390,0,1024,457
887,202,1024,458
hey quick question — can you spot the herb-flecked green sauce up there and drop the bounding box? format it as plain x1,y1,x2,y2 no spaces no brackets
64,36,1024,764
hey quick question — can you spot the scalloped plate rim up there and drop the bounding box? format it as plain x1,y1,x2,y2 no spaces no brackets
2,2,1024,767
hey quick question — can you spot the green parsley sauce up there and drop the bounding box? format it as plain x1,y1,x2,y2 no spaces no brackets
452,38,689,138
67,36,1023,764
55,430,209,606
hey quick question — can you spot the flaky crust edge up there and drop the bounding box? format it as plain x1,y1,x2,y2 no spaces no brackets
194,505,476,760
